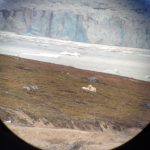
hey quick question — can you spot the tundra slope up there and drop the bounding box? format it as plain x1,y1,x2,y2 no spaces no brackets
0,54,150,149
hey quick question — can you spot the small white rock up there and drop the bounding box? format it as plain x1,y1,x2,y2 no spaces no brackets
23,86,31,91
5,120,11,124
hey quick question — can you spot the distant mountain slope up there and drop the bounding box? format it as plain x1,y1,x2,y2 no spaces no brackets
0,0,150,48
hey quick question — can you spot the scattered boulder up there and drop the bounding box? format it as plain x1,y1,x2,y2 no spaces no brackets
30,85,38,90
4,91,9,94
88,76,98,83
67,141,83,150
23,85,39,92
23,86,31,91
145,103,150,109
16,65,32,71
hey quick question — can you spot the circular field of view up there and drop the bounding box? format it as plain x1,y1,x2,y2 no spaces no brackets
0,0,150,150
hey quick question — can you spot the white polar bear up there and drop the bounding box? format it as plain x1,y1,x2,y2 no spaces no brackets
81,85,96,92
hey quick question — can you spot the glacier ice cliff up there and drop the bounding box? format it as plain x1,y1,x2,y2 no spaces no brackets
0,0,150,49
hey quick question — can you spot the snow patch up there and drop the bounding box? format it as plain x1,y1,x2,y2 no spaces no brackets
21,53,60,58
103,69,120,75
60,51,80,57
